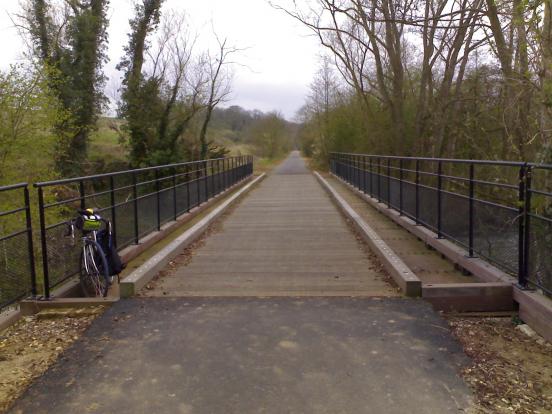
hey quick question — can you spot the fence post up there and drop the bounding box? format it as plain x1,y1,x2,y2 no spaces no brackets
524,166,533,286
186,165,191,212
172,170,177,220
468,164,475,257
415,159,420,225
24,186,37,297
357,155,360,188
133,172,139,243
519,165,532,288
399,159,403,215
210,160,215,196
518,164,527,287
362,156,367,193
377,157,381,202
437,161,443,238
369,158,373,196
155,169,161,231
204,161,209,201
196,162,201,206
109,176,117,249
348,154,352,183
217,159,221,193
37,187,50,299
387,158,391,208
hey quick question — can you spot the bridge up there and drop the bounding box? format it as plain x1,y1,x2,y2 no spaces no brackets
2,151,552,413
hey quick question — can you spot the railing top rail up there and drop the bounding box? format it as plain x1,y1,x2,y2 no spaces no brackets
34,156,240,188
0,182,28,192
329,152,552,168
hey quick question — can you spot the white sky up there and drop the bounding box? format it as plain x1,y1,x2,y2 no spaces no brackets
0,0,321,119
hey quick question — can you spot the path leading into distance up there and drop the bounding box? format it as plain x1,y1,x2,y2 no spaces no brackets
144,150,396,297
9,152,474,414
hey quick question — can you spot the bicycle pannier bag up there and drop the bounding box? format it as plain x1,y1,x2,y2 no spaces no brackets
97,230,125,276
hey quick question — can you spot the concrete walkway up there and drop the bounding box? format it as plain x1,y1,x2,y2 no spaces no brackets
145,151,396,297
9,153,475,413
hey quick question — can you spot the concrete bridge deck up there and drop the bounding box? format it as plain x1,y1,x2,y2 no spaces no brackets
9,152,475,414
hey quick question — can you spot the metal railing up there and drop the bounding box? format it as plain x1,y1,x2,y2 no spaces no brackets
0,183,36,308
35,155,253,298
330,153,552,296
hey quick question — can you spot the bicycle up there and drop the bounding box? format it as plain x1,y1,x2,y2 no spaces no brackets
66,209,114,297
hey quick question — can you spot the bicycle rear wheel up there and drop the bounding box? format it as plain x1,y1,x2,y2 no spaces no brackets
80,240,110,297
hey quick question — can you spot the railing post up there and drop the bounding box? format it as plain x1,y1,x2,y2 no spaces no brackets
223,158,227,190
217,159,221,193
399,159,403,215
362,156,367,193
155,169,161,231
468,164,475,257
519,165,532,288
518,164,527,288
24,186,37,297
37,187,50,299
109,176,117,248
415,159,420,225
204,161,209,201
387,158,391,208
133,172,139,243
524,166,533,286
437,161,443,238
196,162,201,206
172,170,177,220
377,157,381,202
186,165,191,212
369,158,373,196
210,160,215,196
355,155,359,188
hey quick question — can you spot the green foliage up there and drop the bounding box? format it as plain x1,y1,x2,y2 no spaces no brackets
0,65,61,241
0,65,61,186
25,0,110,176
244,112,293,159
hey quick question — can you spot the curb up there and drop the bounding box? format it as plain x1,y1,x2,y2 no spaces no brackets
314,172,422,297
119,173,266,297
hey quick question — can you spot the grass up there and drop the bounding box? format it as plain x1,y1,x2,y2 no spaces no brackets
88,118,128,166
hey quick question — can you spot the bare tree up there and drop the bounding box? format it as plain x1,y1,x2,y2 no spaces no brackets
198,33,239,159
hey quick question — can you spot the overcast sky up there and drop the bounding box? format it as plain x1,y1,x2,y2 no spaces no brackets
0,0,321,119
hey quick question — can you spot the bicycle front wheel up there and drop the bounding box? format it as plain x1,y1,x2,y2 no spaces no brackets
80,240,110,297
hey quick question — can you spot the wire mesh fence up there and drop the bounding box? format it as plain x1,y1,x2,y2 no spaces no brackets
0,183,36,308
330,153,552,296
32,156,253,299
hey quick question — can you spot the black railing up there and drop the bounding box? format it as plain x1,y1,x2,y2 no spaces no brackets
0,183,37,308
330,153,552,296
35,155,253,298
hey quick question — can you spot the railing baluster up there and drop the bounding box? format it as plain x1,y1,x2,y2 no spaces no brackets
155,169,161,231
387,158,391,208
437,161,443,238
415,159,420,225
399,159,403,215
109,176,117,248
186,165,191,212
173,170,177,220
377,157,381,203
24,186,37,297
522,165,532,288
37,187,50,299
469,164,475,257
